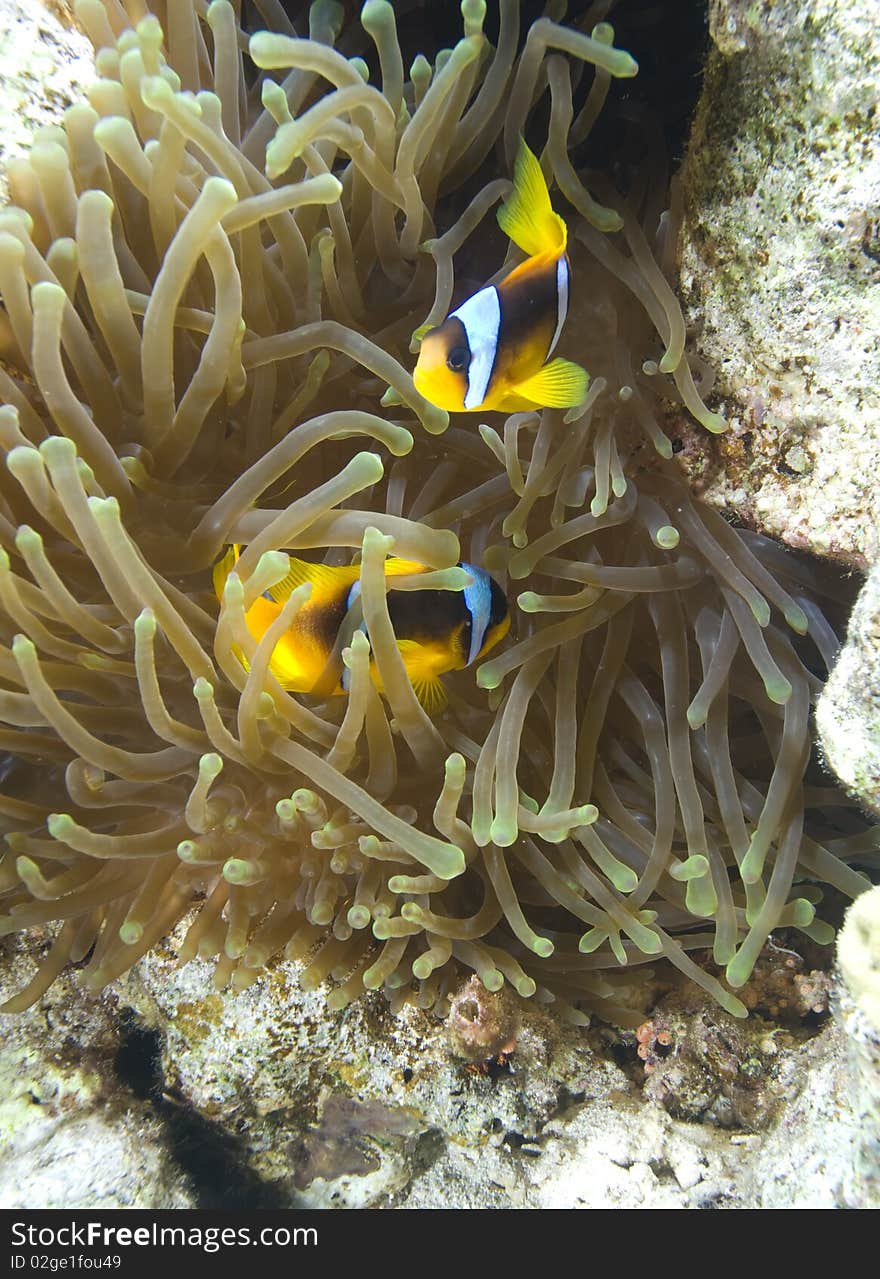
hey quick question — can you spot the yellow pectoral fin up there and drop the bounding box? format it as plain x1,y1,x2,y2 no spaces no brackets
511,358,589,409
497,138,567,258
413,677,448,716
395,638,449,715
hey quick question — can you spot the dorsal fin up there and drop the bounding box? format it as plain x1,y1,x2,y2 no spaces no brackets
497,138,567,259
268,557,359,606
382,557,431,580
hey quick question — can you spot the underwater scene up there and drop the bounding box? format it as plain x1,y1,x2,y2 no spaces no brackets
0,0,877,1215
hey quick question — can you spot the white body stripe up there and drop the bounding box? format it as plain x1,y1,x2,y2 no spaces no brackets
549,255,568,356
452,286,501,410
461,562,491,665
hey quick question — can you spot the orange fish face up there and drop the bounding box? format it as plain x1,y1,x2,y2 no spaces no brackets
413,319,469,412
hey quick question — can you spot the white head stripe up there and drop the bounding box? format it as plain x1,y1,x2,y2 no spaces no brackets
452,286,501,410
461,562,492,665
549,255,569,357
340,579,364,689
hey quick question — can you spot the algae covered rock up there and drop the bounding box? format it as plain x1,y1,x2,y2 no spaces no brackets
0,0,94,203
0,930,193,1209
817,557,880,814
678,0,880,567
835,886,880,1207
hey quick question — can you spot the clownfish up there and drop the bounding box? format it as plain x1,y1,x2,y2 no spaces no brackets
213,546,509,714
413,138,589,414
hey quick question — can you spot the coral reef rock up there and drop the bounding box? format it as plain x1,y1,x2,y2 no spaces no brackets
817,557,880,814
106,933,875,1209
835,885,880,1207
0,1,94,203
679,0,880,568
0,931,193,1208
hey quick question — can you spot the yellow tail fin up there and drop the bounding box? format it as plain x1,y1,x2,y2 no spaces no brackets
212,544,240,601
497,138,567,258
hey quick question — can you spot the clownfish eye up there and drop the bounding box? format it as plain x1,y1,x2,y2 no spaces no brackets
446,345,469,373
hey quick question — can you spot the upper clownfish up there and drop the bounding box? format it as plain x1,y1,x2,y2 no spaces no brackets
213,545,510,715
413,138,589,414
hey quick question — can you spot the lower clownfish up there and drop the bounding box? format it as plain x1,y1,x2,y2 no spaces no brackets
413,138,589,414
213,546,510,714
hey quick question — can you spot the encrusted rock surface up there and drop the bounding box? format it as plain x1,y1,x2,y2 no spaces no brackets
0,931,194,1209
817,557,880,814
98,920,871,1209
0,0,877,1212
835,885,880,1207
0,902,875,1209
0,1,94,203
676,0,880,569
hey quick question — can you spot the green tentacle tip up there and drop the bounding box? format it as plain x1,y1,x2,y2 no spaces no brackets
654,435,674,459
476,663,501,691
134,608,156,638
11,634,36,660
532,936,554,958
656,525,679,549
593,206,623,233
480,969,504,993
518,791,539,815
461,0,487,38
347,904,371,930
749,597,771,627
380,386,404,406
766,676,793,705
47,813,74,840
801,919,836,945
119,920,143,946
686,699,708,730
360,0,391,27
489,817,517,847
13,525,40,551
719,990,749,1019
740,843,764,884
578,928,605,954
610,864,639,893
437,847,466,879
199,753,223,778
633,926,662,955
725,951,755,990
685,876,717,918
669,854,710,882
701,411,728,435
400,902,424,923
790,898,815,928
786,605,809,635
610,50,639,78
